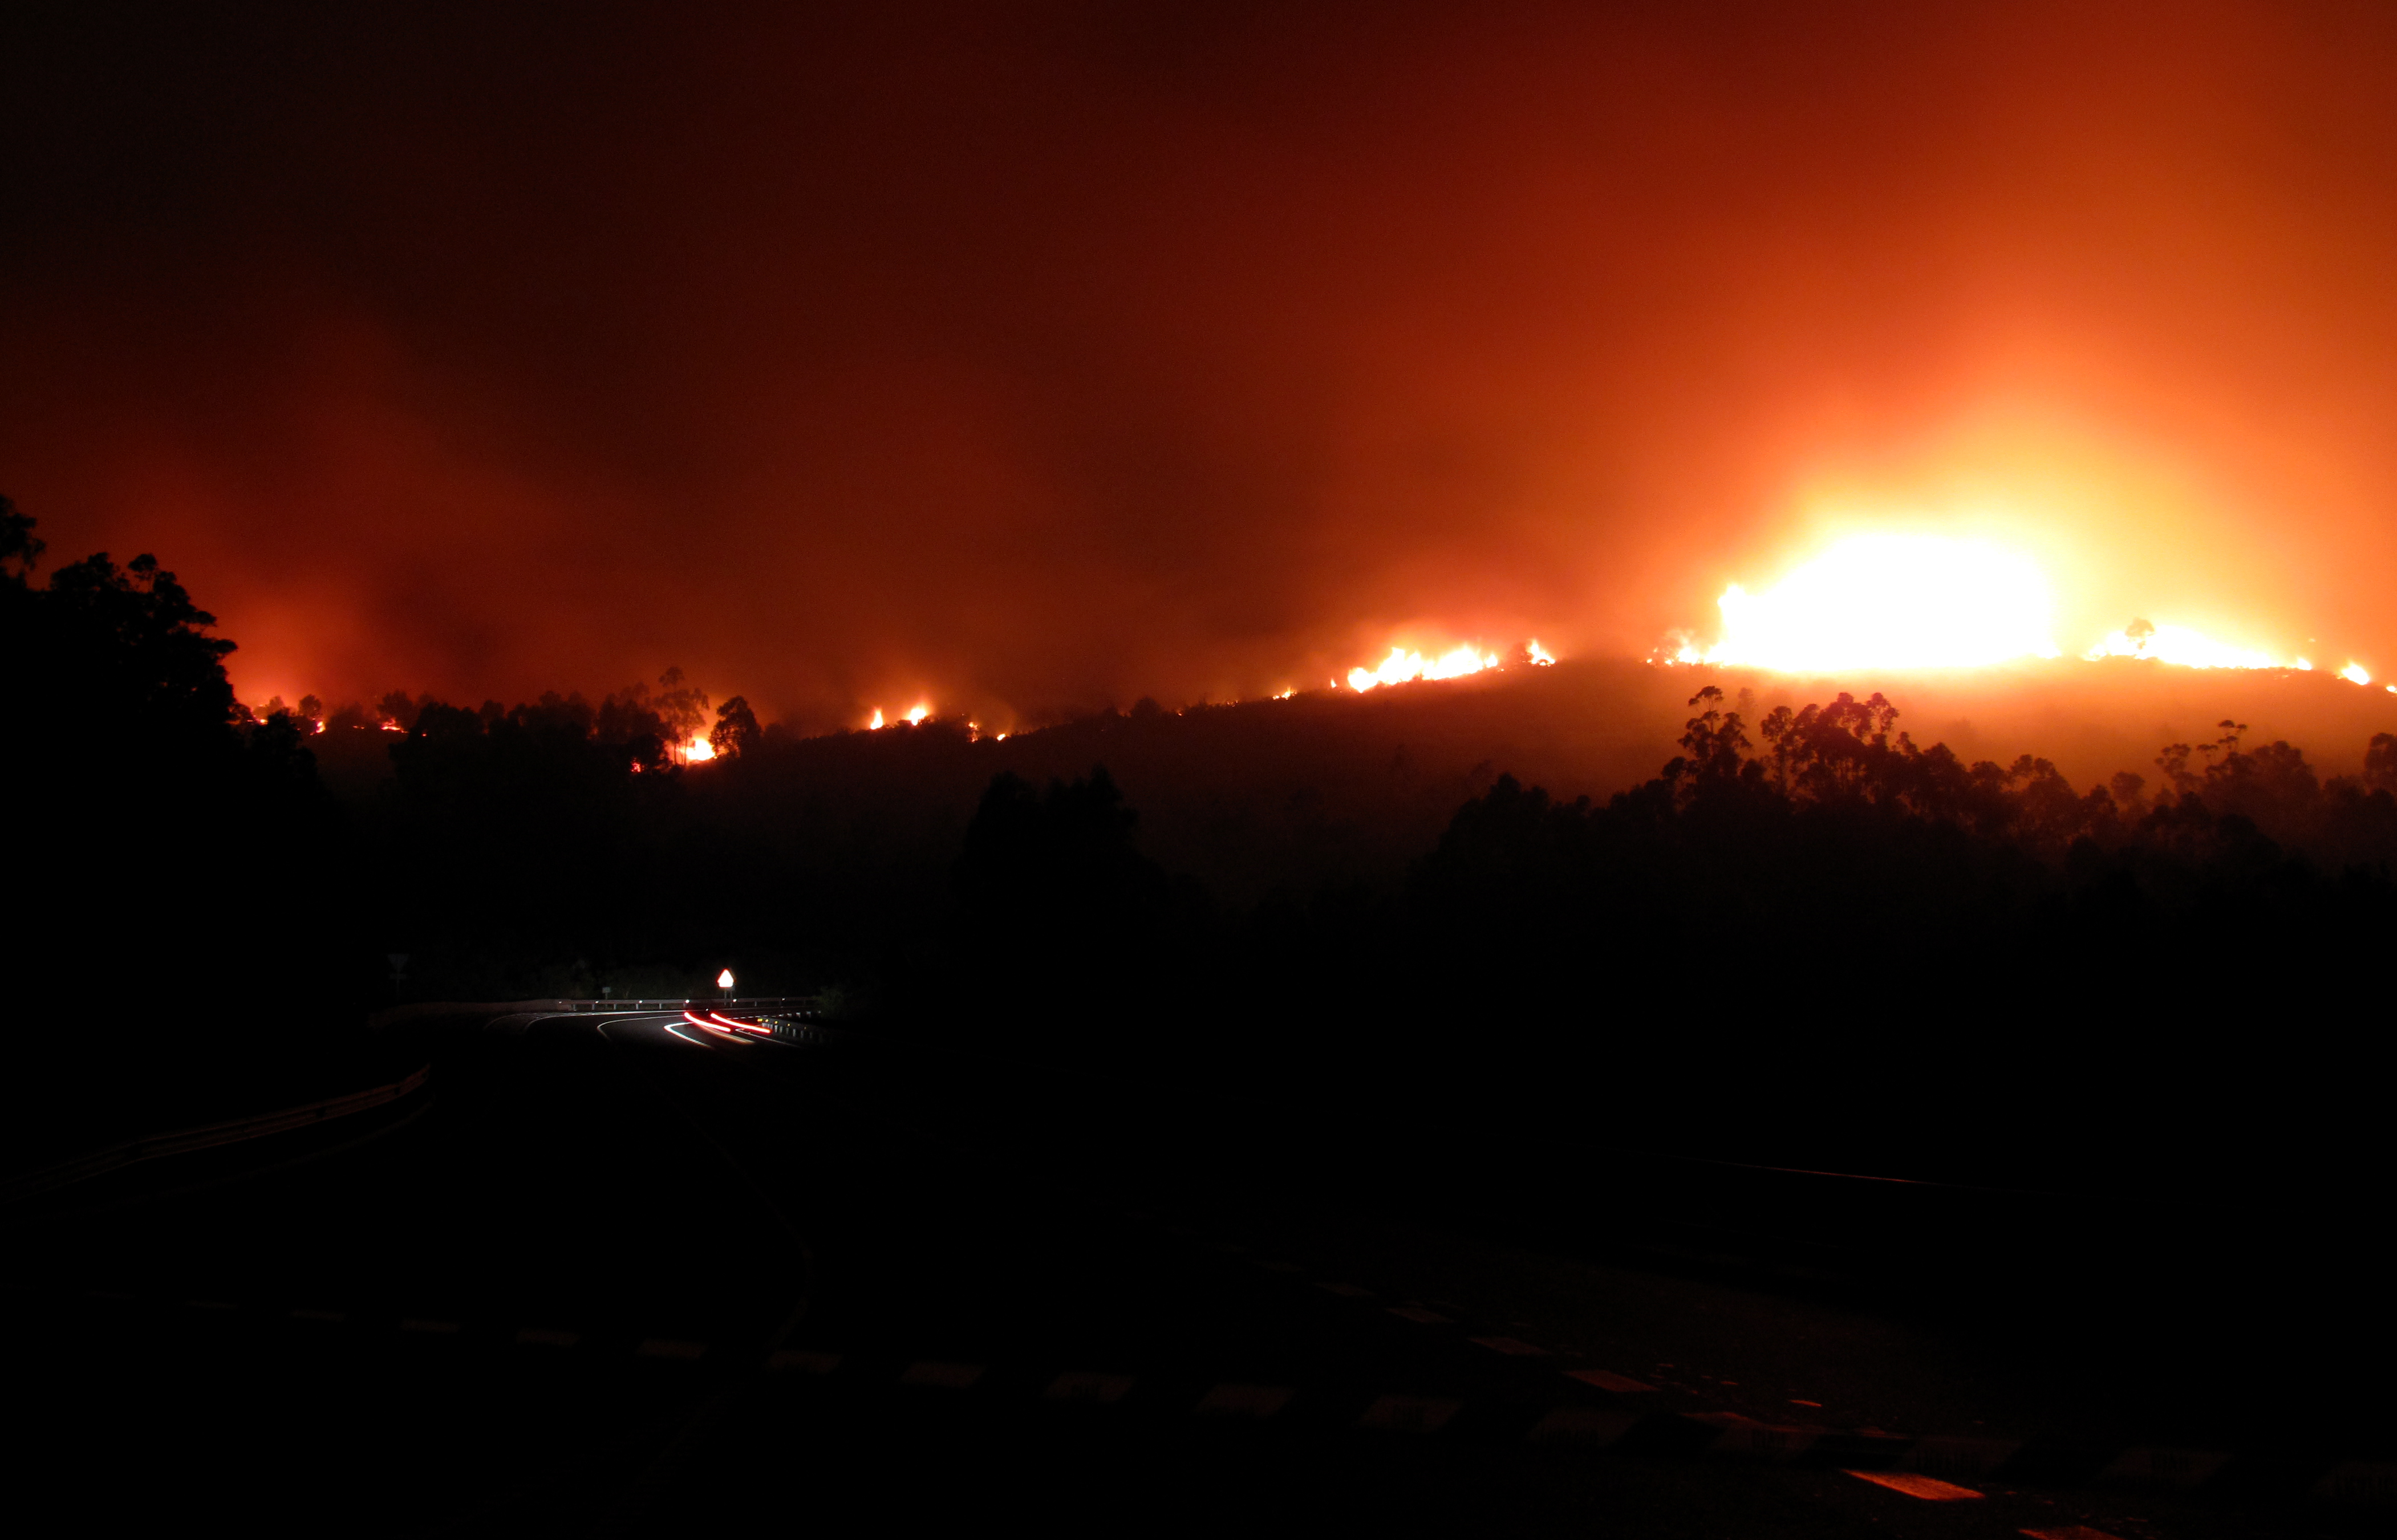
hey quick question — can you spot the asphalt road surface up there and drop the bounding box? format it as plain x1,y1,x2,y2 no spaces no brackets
6,1010,2384,1535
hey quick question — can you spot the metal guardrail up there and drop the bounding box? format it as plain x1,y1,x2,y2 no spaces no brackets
1,1063,434,1205
568,997,824,1013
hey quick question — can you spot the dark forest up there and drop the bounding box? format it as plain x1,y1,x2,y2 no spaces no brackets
9,495,2388,1203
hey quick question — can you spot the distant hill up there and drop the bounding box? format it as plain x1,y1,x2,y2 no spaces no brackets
701,655,2397,907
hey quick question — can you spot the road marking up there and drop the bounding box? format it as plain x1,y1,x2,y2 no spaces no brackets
1356,1395,1461,1433
1566,1368,1654,1393
1211,1241,1250,1255
2021,1528,2126,1540
1470,1335,1549,1356
186,1300,237,1312
898,1360,984,1389
514,1327,579,1347
635,1338,707,1360
400,1318,463,1334
289,1308,347,1323
1045,1371,1135,1404
766,1348,841,1374
1526,1407,1638,1446
86,1290,135,1302
1253,1260,1303,1273
1193,1383,1293,1419
1386,1305,1451,1325
1313,1281,1371,1298
1844,1470,1983,1501
1790,1398,1822,1407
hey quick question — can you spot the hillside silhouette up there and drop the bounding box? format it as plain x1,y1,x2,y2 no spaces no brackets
7,493,2393,1201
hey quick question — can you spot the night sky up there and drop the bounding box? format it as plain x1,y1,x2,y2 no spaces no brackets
10,2,2397,729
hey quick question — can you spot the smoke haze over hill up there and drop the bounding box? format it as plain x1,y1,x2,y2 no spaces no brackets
11,3,2397,722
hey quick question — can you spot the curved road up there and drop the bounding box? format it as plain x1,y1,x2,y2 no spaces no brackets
4,1007,2372,1536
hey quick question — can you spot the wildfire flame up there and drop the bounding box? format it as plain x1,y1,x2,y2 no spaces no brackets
1695,535,2061,671
869,708,885,729
1526,640,1556,666
2083,624,2296,671
1670,534,2379,682
1347,644,1501,692
868,704,931,729
684,736,716,762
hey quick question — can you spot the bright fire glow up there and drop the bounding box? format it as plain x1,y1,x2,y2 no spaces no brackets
2082,624,2309,671
2340,662,2372,686
869,708,885,730
1696,535,2061,671
906,704,930,725
1348,644,1500,692
685,736,716,762
1526,640,1556,666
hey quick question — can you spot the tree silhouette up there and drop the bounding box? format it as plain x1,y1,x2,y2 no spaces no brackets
0,498,367,1157
710,694,761,759
0,494,42,577
2366,733,2397,797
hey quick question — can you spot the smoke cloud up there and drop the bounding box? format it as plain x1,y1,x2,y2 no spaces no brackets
9,2,2397,728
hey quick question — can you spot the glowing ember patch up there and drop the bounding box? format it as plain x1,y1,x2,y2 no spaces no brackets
684,736,716,762
2083,624,2297,670
1348,644,1500,692
1700,536,2060,671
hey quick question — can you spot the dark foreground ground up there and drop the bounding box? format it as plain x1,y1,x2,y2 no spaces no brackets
5,1008,2387,1536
